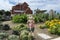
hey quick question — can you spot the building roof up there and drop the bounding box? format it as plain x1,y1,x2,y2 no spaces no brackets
15,2,28,6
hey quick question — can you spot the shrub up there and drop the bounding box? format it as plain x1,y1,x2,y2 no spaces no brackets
0,32,8,39
20,30,33,40
12,24,28,32
0,15,2,21
28,33,34,40
34,13,49,23
8,35,19,40
20,30,29,40
0,24,3,30
12,14,27,23
39,25,46,29
12,30,20,35
34,16,39,23
45,19,60,35
2,24,10,30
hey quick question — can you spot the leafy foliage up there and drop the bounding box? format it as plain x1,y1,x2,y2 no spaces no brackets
12,14,27,23
39,25,46,29
5,11,11,16
0,32,8,39
45,19,60,35
12,24,28,32
8,35,19,40
2,24,10,30
12,30,20,35
34,13,49,23
0,24,3,30
20,30,33,40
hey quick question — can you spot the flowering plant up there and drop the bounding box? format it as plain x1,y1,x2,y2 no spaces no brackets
45,19,60,35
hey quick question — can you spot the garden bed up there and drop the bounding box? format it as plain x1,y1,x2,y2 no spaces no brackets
0,23,34,40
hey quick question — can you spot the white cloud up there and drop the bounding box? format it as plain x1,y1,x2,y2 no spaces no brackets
0,0,60,12
41,3,60,10
0,0,13,11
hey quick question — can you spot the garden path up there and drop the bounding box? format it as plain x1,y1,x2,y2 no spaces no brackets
2,21,60,40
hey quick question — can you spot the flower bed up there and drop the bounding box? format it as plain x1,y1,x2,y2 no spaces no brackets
45,19,60,35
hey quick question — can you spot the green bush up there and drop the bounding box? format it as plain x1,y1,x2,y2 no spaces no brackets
12,14,27,23
49,25,57,34
20,30,28,40
20,30,29,40
20,30,33,40
0,32,8,39
34,13,49,23
28,33,34,40
20,30,29,35
50,24,60,35
46,20,60,35
0,24,10,30
34,16,39,23
12,24,28,32
8,35,19,40
2,24,10,30
12,30,19,35
0,24,3,30
39,25,46,29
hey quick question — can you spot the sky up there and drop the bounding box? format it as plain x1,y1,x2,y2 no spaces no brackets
0,0,60,12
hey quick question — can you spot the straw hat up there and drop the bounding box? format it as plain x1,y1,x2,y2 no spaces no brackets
28,15,34,20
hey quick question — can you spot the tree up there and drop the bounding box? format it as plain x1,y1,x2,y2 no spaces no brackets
0,10,5,15
49,9,56,20
34,8,47,14
5,11,11,16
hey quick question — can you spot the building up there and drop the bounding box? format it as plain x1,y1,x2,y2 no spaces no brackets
11,2,33,14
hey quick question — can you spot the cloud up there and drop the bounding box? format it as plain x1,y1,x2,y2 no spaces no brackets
0,0,60,12
0,0,14,11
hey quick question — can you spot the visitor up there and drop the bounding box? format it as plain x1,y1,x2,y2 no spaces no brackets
27,15,35,36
